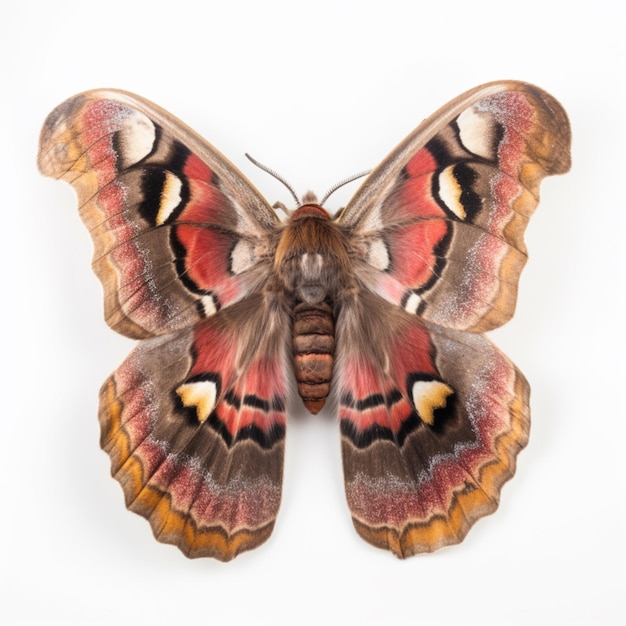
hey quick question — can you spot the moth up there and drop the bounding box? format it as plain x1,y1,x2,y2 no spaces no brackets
38,81,571,560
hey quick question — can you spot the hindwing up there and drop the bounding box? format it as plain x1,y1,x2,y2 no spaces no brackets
100,294,289,560
335,290,529,556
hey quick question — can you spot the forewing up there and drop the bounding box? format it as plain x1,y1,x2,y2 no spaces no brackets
336,291,529,557
340,81,571,332
99,294,289,560
38,89,278,338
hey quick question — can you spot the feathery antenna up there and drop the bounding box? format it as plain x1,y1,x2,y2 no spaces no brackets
319,170,371,206
245,153,301,206
246,153,370,209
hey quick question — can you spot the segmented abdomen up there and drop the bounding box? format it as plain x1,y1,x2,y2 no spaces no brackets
293,301,335,414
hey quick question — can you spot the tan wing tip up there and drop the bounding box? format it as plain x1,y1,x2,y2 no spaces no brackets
37,94,84,178
477,80,572,178
528,84,572,176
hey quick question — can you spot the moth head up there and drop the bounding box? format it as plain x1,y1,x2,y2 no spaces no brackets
272,191,319,219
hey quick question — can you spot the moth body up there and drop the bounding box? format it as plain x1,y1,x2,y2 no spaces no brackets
276,204,350,413
292,300,335,413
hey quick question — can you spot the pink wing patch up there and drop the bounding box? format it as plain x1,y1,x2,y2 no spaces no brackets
339,322,440,439
184,321,287,444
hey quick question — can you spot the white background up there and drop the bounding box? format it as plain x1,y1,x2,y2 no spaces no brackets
3,1,624,624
